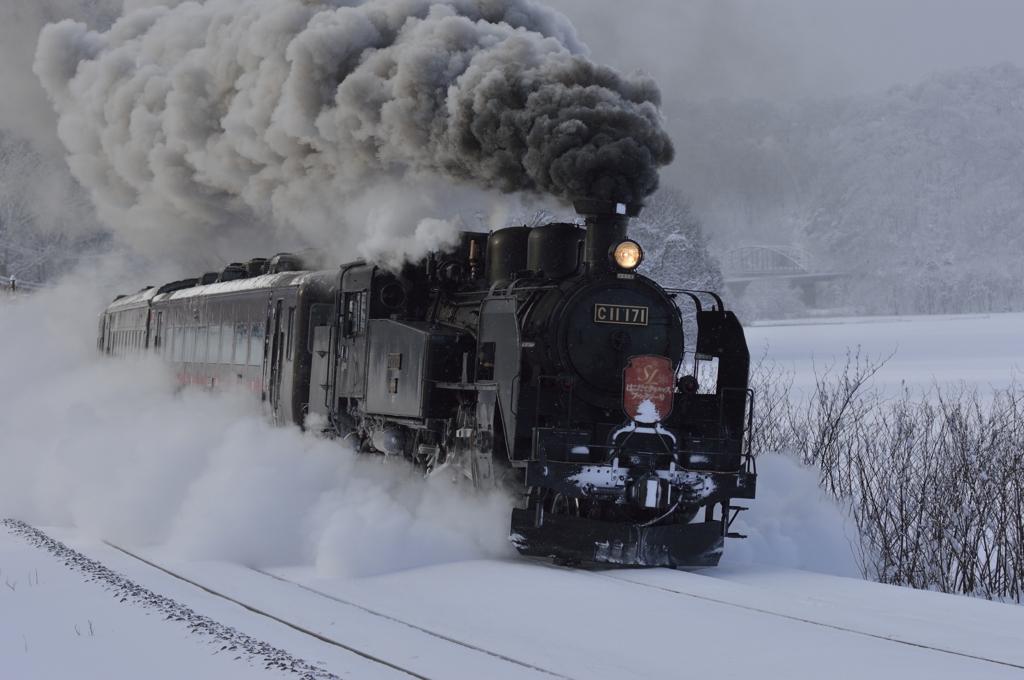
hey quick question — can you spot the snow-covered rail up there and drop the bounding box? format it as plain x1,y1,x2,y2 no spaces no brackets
8,520,1024,680
594,565,1024,671
3,520,349,679
103,543,435,680
106,543,572,680
5,520,569,680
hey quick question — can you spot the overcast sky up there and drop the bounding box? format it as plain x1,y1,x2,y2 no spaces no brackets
544,0,1024,100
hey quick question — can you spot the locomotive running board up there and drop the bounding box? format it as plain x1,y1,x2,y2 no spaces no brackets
509,509,724,568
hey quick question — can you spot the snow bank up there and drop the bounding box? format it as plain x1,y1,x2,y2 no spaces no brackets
0,275,514,576
724,453,861,578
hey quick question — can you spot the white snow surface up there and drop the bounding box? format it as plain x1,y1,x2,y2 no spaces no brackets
3,282,1024,677
4,524,1024,679
748,312,1024,396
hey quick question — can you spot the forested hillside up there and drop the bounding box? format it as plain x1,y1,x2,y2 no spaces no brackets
669,63,1024,316
0,133,109,290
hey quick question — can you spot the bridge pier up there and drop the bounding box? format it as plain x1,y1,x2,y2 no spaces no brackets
724,280,750,298
798,282,817,307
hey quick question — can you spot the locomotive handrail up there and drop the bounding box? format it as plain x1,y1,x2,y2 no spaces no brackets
537,436,747,473
746,388,757,475
664,288,725,313
324,321,337,411
719,386,756,474
486,279,558,298
674,291,704,313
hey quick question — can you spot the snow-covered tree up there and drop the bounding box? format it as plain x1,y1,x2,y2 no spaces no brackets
631,188,723,293
0,133,109,288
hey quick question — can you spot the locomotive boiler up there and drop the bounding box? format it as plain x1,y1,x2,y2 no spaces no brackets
99,199,756,568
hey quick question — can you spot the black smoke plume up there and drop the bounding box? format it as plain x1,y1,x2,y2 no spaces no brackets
35,0,674,260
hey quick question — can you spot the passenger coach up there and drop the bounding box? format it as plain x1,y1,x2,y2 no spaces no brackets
97,254,335,426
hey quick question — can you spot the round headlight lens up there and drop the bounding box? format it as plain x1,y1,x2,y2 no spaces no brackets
612,240,643,269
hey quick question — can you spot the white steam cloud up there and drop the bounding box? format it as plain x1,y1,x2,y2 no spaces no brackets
724,453,861,577
34,0,674,263
0,274,515,576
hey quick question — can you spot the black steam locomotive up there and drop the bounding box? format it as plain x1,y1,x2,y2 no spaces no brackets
99,199,755,567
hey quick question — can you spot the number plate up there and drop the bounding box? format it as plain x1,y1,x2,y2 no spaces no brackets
593,303,648,326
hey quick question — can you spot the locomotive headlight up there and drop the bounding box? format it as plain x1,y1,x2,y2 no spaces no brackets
612,240,643,269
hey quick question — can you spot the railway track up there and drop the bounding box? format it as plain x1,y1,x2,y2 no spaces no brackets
9,520,1024,679
108,543,572,680
106,543,434,680
543,562,1024,672
6,521,568,680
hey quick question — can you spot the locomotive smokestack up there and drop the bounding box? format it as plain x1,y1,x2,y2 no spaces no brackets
573,199,643,274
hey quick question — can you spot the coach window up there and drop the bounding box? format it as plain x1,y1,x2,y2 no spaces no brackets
249,322,265,366
184,326,196,363
220,322,233,364
286,306,296,360
208,323,220,364
234,322,248,365
173,327,184,362
196,326,208,363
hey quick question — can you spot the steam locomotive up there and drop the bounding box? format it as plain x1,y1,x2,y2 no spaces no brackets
99,199,756,567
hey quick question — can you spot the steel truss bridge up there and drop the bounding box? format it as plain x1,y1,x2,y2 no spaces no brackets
720,246,844,307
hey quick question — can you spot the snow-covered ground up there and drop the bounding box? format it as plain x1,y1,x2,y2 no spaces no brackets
5,522,1024,679
747,312,1024,396
3,286,1024,679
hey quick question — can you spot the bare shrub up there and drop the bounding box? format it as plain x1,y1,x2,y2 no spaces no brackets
750,353,1024,602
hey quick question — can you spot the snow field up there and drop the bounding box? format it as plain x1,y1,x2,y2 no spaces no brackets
748,312,1024,397
0,528,299,680
6,523,1024,680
